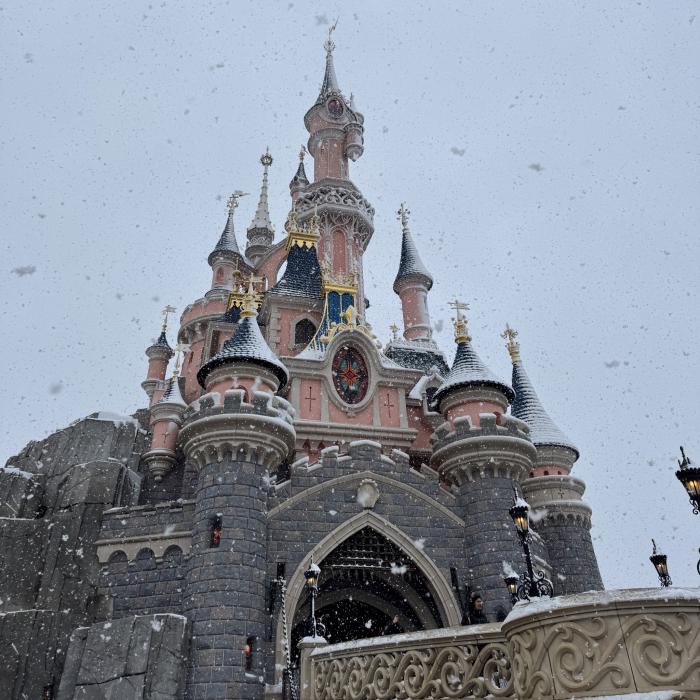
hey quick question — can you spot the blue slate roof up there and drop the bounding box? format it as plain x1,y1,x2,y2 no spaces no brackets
197,313,289,390
432,341,514,410
393,226,433,292
268,243,322,300
511,359,578,456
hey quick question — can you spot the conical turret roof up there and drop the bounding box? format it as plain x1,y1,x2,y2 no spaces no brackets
157,375,186,407
319,35,342,100
211,208,241,256
290,159,309,191
152,330,172,351
197,310,289,391
432,339,515,410
393,212,433,292
511,357,578,457
247,150,274,235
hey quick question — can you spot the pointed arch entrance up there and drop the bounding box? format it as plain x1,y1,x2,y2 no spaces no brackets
274,511,462,670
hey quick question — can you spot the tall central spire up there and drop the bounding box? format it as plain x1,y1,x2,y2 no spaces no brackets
246,149,275,263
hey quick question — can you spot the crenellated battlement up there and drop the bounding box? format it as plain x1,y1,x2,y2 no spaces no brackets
179,389,296,469
430,413,536,484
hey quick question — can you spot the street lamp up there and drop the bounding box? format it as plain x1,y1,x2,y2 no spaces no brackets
503,575,519,604
507,496,553,601
673,446,700,576
675,446,700,515
649,539,672,587
304,559,321,638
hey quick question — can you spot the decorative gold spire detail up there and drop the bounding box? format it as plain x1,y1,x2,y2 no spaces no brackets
397,202,410,233
227,190,249,211
299,145,306,162
284,205,320,251
389,323,399,341
448,299,471,344
172,342,189,376
161,305,177,333
240,275,263,318
501,324,520,363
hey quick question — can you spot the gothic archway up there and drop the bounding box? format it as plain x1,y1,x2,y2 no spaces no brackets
272,511,462,683
290,526,443,656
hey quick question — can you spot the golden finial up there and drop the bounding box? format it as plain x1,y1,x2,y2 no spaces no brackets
299,145,306,162
161,305,176,333
260,147,273,168
240,275,262,318
389,323,399,341
341,305,357,326
448,299,471,344
227,190,249,211
397,202,410,232
172,342,189,376
501,324,520,364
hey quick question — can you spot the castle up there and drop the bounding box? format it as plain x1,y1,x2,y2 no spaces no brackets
6,31,696,700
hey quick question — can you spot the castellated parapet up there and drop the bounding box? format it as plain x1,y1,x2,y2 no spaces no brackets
179,388,296,470
430,413,537,484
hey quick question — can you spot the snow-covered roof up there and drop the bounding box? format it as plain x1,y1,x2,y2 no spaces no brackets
511,359,578,456
268,241,322,299
197,312,289,390
432,340,515,409
157,375,186,407
289,159,309,191
151,330,171,351
210,209,241,257
393,225,433,292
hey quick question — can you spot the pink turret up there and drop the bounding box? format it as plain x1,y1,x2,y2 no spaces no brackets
144,368,187,482
207,191,248,296
393,204,434,342
432,304,514,426
289,146,310,205
141,307,175,405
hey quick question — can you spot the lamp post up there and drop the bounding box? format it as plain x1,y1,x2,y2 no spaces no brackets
674,446,700,576
503,575,519,604
649,539,672,587
506,497,553,601
304,559,321,638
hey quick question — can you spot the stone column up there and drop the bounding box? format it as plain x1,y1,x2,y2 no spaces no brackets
522,474,603,593
431,413,536,619
180,389,295,700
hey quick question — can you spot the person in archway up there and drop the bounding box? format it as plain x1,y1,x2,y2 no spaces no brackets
468,592,488,625
382,614,403,635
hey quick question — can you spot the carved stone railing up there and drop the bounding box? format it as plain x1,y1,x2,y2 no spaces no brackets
503,588,700,699
300,624,514,700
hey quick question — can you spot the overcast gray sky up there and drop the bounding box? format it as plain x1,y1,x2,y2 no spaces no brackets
2,1,699,589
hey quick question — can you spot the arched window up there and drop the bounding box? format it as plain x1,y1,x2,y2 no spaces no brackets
294,318,316,346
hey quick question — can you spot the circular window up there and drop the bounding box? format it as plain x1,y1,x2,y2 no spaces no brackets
332,346,369,405
327,98,344,118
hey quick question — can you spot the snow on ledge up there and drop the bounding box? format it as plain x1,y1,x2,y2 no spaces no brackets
504,587,700,625
86,411,139,427
1,465,34,480
586,693,681,700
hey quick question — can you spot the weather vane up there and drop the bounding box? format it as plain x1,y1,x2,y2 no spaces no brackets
389,323,399,341
227,190,249,211
324,18,339,54
448,300,470,344
161,305,176,332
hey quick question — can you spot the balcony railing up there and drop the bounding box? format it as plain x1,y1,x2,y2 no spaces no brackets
300,623,514,700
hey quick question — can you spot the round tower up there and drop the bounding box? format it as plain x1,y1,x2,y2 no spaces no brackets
393,203,434,342
180,284,295,699
143,368,187,482
503,326,603,594
207,192,248,298
141,308,175,405
430,307,535,619
289,146,310,205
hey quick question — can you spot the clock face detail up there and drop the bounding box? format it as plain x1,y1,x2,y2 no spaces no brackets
332,346,369,405
327,98,344,118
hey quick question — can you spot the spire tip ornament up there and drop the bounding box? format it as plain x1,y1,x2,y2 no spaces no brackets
324,19,338,55
502,324,520,363
448,299,470,344
397,203,410,232
227,191,249,211
260,148,273,168
161,305,176,333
